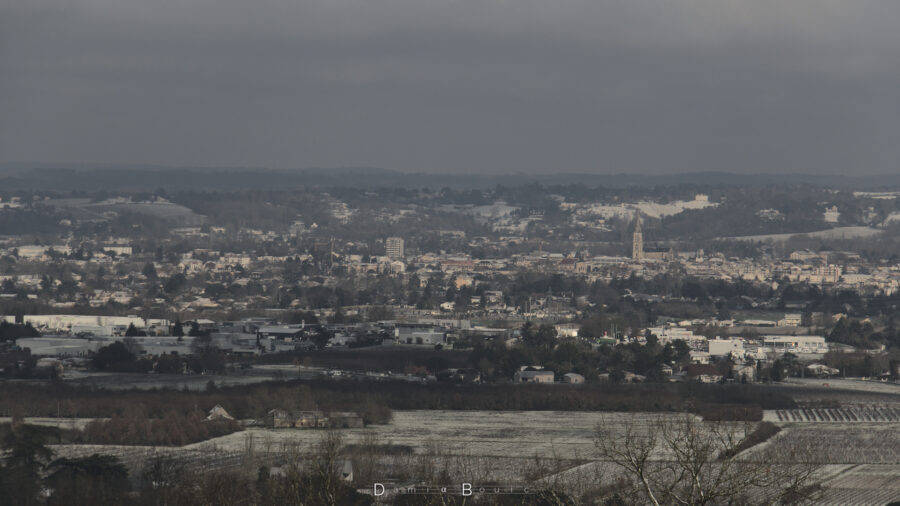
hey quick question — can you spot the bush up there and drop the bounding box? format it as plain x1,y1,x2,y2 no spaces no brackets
718,421,781,460
357,399,393,425
82,411,241,446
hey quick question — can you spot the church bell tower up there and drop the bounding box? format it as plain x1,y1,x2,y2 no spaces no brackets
632,214,643,260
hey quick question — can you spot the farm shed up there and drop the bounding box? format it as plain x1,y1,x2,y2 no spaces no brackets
266,409,293,428
515,369,555,383
563,373,584,384
686,364,724,383
265,409,363,429
294,411,326,428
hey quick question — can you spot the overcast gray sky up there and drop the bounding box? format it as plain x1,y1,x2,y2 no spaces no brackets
2,0,900,174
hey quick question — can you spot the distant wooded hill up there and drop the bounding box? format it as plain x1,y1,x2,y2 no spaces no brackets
5,163,900,190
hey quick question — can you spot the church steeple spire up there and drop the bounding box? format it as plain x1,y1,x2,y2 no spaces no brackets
632,213,644,260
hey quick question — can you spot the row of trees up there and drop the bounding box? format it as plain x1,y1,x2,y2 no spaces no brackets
467,322,691,383
91,332,226,374
81,411,241,446
0,321,40,341
0,378,793,423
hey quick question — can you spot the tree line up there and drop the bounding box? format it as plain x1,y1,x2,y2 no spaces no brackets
0,379,794,423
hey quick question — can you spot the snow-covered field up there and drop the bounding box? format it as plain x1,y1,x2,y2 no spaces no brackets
578,198,716,220
883,211,900,225
781,377,900,395
43,411,712,468
194,411,691,459
630,198,718,219
0,417,97,430
728,226,882,242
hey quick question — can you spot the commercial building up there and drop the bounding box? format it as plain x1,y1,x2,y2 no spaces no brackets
763,335,827,354
778,313,803,326
394,323,445,345
708,338,744,357
646,326,706,347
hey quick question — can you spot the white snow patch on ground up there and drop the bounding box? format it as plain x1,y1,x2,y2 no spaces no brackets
883,212,900,226
727,226,882,242
579,198,717,220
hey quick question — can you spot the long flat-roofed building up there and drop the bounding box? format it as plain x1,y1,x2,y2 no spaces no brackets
763,335,827,354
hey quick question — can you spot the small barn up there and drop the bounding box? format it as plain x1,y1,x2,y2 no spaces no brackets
562,373,584,384
266,408,293,428
515,369,555,383
686,364,724,384
294,411,324,428
264,409,363,429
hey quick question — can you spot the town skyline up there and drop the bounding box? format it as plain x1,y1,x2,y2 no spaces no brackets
4,0,900,503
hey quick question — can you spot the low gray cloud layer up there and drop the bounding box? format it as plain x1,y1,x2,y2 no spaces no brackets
2,0,900,174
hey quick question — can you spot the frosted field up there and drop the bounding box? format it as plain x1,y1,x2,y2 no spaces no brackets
45,411,720,475
30,410,900,465
190,411,709,459
815,465,900,506
770,378,900,407
36,410,900,501
781,377,900,396
45,411,739,488
0,417,96,430
762,424,900,464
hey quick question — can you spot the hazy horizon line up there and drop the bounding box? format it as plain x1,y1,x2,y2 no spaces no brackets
1,161,892,179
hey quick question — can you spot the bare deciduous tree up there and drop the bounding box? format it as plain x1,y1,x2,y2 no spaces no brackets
595,415,822,506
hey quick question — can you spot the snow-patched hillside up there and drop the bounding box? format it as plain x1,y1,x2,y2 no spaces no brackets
575,195,717,220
